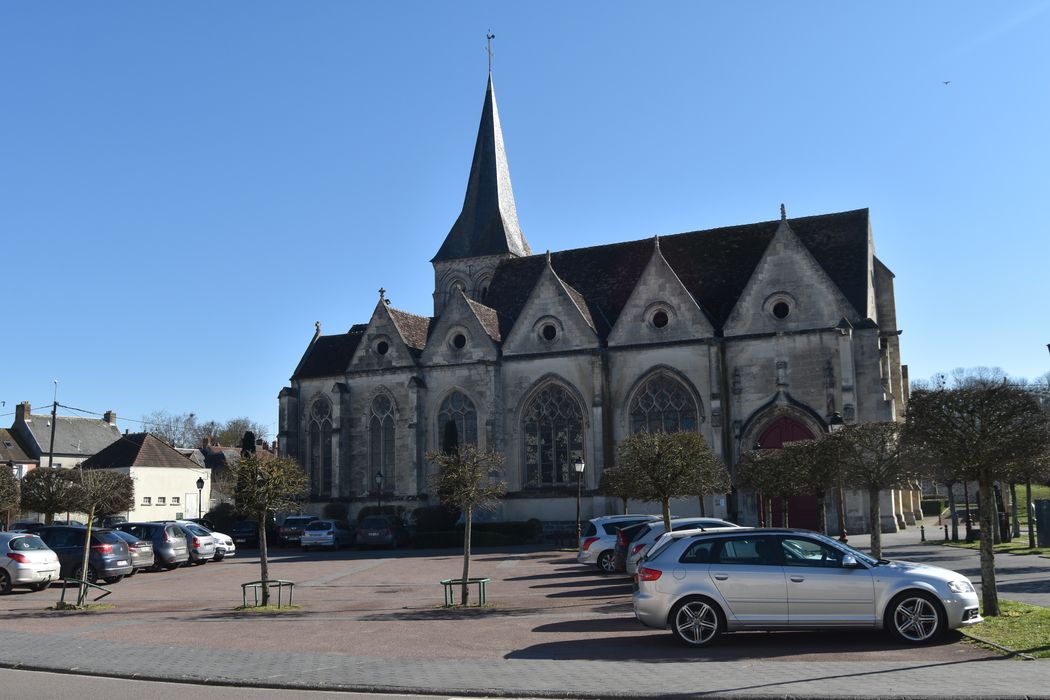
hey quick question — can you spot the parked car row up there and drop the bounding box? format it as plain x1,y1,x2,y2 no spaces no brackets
228,514,412,551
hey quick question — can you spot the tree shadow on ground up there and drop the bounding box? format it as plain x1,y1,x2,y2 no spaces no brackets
544,582,634,598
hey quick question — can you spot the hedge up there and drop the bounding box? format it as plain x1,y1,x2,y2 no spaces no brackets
921,498,947,517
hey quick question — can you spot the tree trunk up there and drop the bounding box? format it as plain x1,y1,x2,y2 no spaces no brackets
946,484,959,541
817,493,828,535
697,495,706,517
780,497,789,528
765,497,773,530
869,487,882,559
461,512,472,606
1010,483,1020,538
78,505,96,606
1027,482,1036,549
259,514,270,606
661,498,671,532
621,497,628,514
963,481,973,541
757,494,765,527
977,476,999,616
45,511,55,525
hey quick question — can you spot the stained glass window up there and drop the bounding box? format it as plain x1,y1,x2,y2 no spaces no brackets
629,374,699,434
522,385,584,487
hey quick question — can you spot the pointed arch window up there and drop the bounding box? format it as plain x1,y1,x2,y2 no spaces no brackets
629,373,699,434
369,394,396,486
438,391,478,451
522,384,584,488
308,398,333,497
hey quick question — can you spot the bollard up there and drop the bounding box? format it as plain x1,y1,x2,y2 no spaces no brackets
944,524,949,540
920,524,925,542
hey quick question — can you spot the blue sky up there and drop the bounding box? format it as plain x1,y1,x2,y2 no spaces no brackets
3,2,1048,440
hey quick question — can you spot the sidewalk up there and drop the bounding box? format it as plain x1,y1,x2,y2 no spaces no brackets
0,542,1047,698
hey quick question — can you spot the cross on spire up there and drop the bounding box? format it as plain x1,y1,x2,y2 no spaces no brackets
378,287,386,300
486,31,495,73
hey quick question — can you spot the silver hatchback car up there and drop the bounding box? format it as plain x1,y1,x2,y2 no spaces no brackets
633,528,982,647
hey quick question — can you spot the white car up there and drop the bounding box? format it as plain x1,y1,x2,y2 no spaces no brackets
578,515,661,572
1,532,60,594
625,517,740,575
178,521,236,561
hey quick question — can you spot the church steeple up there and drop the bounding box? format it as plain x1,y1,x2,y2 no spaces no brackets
432,75,531,262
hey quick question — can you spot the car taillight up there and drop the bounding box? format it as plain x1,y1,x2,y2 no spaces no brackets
637,567,662,582
631,544,646,555
582,536,599,551
7,552,29,564
192,537,201,548
92,543,113,554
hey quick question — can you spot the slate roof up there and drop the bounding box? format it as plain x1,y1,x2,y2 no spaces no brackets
19,414,122,457
465,297,501,341
291,324,367,379
81,433,202,471
0,429,32,463
432,75,532,262
387,306,432,351
484,208,872,340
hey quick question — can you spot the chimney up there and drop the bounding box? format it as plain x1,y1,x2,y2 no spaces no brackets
103,410,117,426
16,402,31,424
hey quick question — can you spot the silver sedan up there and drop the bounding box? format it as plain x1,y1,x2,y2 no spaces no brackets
633,528,982,647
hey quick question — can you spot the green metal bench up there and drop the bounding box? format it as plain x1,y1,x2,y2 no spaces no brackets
59,577,112,607
440,577,490,607
241,579,295,608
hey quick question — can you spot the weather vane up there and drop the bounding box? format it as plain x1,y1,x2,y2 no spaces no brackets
486,31,495,73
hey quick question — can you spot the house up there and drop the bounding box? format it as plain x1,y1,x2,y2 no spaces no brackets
9,402,121,469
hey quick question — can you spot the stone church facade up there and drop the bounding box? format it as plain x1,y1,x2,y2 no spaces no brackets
278,75,916,534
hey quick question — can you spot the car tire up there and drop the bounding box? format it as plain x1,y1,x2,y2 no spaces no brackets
597,550,617,573
0,570,12,595
74,565,98,585
125,569,137,577
103,575,123,585
670,596,724,647
886,591,946,644
214,551,225,562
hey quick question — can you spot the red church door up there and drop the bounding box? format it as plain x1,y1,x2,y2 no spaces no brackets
759,418,820,531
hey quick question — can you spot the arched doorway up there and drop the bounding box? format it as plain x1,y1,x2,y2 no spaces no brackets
758,417,819,531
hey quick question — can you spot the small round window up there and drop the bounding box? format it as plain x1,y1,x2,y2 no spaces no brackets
451,333,467,349
772,302,790,320
541,324,558,341
652,310,669,328
376,340,390,355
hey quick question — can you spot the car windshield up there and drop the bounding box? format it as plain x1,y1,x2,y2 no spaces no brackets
8,535,48,551
306,521,332,531
360,517,389,529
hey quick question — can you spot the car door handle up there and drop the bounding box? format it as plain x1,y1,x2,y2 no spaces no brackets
714,574,728,580
790,576,805,582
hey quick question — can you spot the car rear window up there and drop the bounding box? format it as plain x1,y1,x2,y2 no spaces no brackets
93,531,124,545
603,519,647,535
360,517,389,528
165,526,184,540
185,524,209,536
9,536,48,551
284,517,314,526
306,521,332,531
583,522,597,537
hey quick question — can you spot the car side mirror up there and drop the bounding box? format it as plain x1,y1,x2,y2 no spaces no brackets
842,554,859,568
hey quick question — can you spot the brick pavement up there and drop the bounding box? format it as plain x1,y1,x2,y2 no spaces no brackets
0,541,1048,698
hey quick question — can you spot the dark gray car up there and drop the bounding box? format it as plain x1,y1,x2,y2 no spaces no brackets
116,522,189,570
109,529,154,574
31,526,134,584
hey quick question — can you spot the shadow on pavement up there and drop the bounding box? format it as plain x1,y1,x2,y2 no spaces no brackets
544,582,634,598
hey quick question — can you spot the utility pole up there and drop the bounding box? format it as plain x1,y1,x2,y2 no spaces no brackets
46,380,58,469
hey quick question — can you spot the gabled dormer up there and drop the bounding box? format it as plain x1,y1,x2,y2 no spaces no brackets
432,74,532,317
608,237,715,346
723,207,857,336
349,290,431,372
421,290,500,366
502,253,598,356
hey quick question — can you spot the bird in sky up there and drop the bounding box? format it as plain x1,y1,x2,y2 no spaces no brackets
943,80,951,86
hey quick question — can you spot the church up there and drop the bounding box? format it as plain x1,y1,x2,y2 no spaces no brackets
278,73,915,534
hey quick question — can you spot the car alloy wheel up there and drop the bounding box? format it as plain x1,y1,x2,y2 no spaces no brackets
889,592,945,643
74,565,98,585
671,597,723,647
597,550,617,573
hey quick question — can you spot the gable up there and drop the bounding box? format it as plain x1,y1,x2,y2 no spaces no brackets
348,302,422,371
502,261,599,356
421,291,499,365
292,325,367,380
607,240,715,346
723,219,859,336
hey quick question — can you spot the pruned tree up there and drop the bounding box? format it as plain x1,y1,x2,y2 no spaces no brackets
908,380,1050,615
233,455,309,606
19,468,79,524
426,445,506,606
783,438,844,535
835,422,913,560
69,469,135,603
0,467,20,528
617,431,730,531
735,447,802,527
598,464,640,514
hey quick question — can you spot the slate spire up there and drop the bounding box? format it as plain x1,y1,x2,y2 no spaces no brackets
432,75,531,262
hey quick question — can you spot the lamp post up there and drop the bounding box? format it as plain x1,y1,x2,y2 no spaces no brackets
828,411,847,543
573,457,586,540
374,472,384,515
196,477,205,519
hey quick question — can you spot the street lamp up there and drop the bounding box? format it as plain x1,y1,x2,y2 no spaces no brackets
374,472,384,515
828,412,847,543
573,457,586,540
196,477,205,519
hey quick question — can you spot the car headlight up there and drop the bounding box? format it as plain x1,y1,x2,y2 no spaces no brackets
947,580,975,594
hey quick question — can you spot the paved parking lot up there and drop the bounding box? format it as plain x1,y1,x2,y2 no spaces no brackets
1,540,1048,697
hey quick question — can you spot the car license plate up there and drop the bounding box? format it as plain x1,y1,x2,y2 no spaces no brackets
368,531,379,536
116,560,128,566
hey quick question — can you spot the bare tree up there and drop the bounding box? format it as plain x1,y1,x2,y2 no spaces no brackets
907,380,1050,616
232,455,308,606
143,410,200,448
19,468,79,525
617,432,730,531
68,469,135,603
426,445,506,606
836,422,914,560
